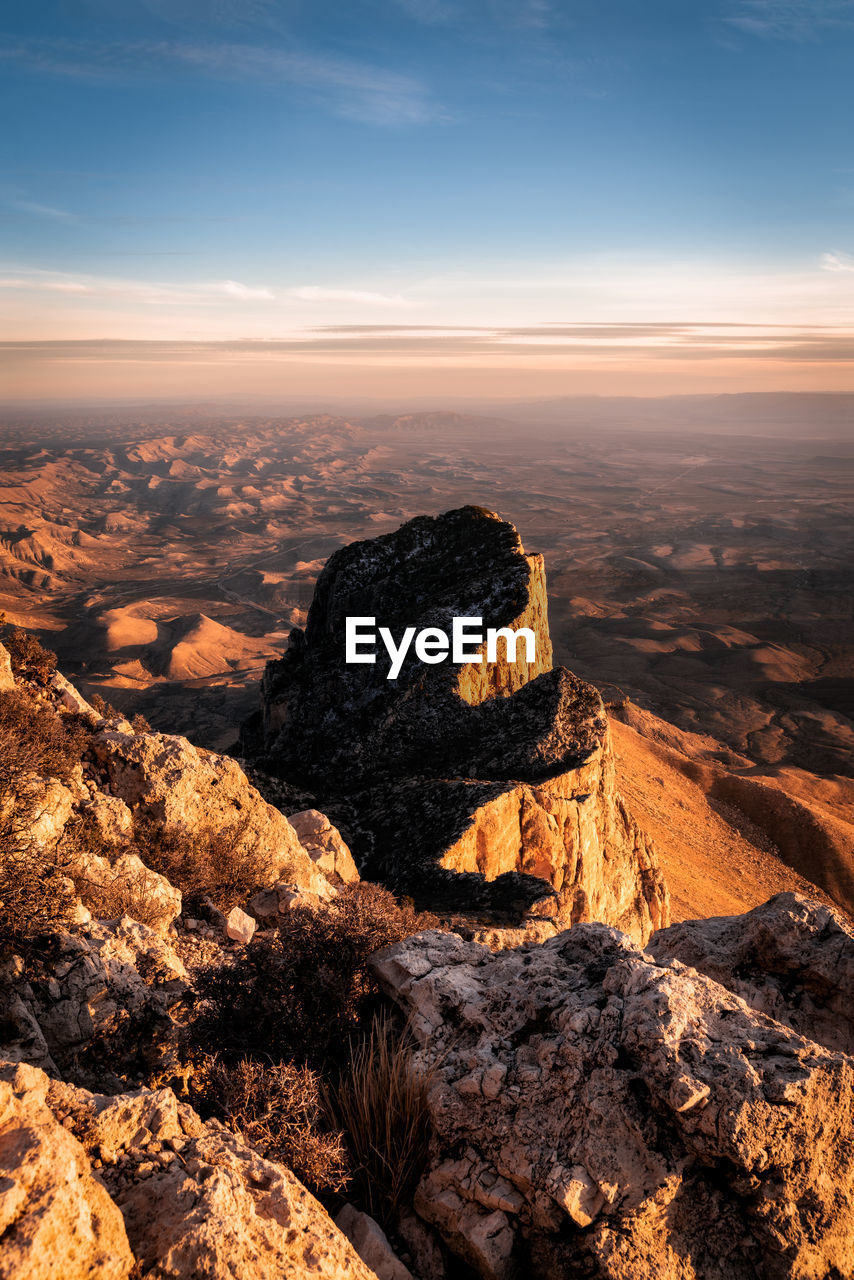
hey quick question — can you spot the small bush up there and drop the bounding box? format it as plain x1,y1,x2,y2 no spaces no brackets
0,848,76,958
325,1014,434,1222
0,687,87,787
191,881,438,1069
193,1055,349,1193
0,687,87,955
1,626,58,685
133,814,269,913
89,691,120,719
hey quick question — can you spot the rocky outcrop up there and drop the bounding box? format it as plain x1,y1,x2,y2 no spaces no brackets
289,808,360,882
0,918,187,1080
650,891,854,1055
0,1061,134,1280
0,641,13,690
92,727,331,898
371,895,854,1280
0,1061,379,1280
251,507,668,939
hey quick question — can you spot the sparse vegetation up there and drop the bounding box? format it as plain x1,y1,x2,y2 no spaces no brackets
0,686,88,955
186,881,440,1212
89,690,120,719
133,813,270,913
190,881,438,1069
1,622,58,686
192,1055,349,1193
325,1014,434,1221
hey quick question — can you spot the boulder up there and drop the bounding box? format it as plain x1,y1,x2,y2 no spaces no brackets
50,672,99,723
246,880,332,926
92,728,331,898
335,1203,415,1280
1,1062,380,1279
25,778,75,851
289,808,360,882
78,790,134,843
0,918,187,1077
250,508,668,939
225,905,256,945
371,896,854,1279
70,849,182,936
650,891,854,1055
51,1074,380,1280
0,1061,134,1280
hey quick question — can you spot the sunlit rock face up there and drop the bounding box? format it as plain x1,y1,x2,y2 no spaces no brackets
371,894,854,1280
251,507,668,938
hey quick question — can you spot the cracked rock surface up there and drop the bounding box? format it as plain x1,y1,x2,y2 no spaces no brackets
371,893,854,1280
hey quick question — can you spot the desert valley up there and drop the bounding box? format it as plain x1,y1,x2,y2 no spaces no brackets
1,398,852,924
1,396,854,1280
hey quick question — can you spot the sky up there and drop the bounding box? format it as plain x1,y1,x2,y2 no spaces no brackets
2,0,854,401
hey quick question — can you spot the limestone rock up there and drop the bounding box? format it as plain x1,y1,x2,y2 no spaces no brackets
63,1076,378,1280
250,508,668,938
70,849,182,936
1,1061,380,1280
78,790,134,843
289,808,360,882
650,891,854,1055
372,897,854,1279
0,1061,134,1280
92,728,331,897
26,778,75,850
225,905,256,944
0,918,187,1076
246,879,332,925
0,641,13,690
335,1203,415,1280
50,672,99,723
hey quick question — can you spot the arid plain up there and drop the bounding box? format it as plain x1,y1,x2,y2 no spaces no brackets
1,400,852,922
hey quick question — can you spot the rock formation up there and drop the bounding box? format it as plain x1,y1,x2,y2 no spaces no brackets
0,1060,378,1280
250,507,668,940
371,892,854,1280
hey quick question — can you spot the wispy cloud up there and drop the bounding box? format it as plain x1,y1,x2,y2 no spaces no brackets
287,286,413,307
821,250,854,271
726,0,854,41
7,198,74,220
0,38,442,125
394,0,552,26
3,323,853,364
0,267,412,310
216,280,275,300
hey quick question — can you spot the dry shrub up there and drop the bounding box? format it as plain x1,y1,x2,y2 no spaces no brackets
88,690,120,719
0,687,87,955
1,625,58,685
0,687,87,787
0,847,75,959
133,814,268,912
193,1055,349,1193
191,881,438,1069
72,861,168,931
325,1014,434,1222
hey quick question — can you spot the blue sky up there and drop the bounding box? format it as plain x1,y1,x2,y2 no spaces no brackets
2,0,854,398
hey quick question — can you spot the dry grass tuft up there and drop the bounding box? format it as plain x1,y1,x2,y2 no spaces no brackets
325,1014,434,1222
